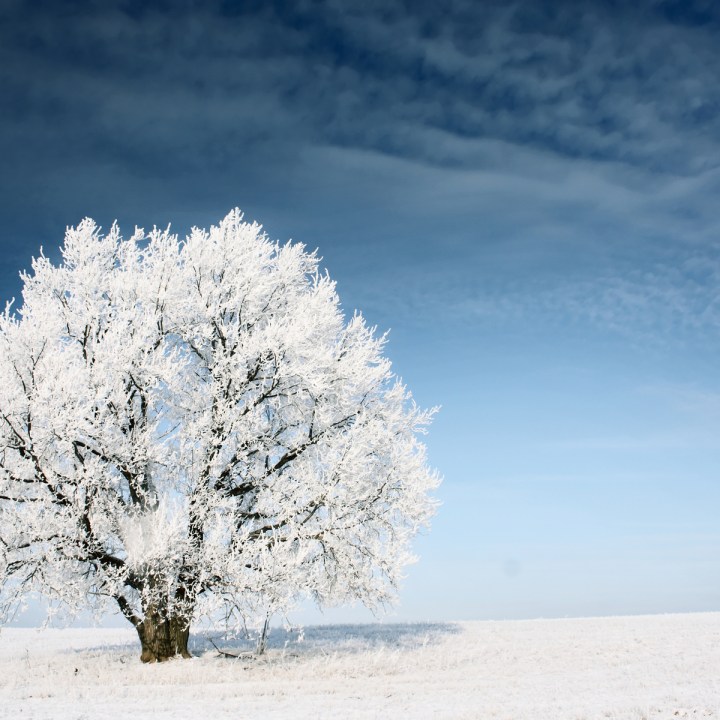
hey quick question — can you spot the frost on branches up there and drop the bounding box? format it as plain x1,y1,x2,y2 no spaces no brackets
0,210,439,662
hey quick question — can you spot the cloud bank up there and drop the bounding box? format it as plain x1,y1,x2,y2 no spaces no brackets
2,0,719,343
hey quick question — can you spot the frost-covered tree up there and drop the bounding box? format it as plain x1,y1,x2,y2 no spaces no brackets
0,210,439,662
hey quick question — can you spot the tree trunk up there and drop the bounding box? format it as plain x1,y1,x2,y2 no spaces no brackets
136,610,192,662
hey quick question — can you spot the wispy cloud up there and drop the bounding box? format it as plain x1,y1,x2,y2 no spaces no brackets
4,0,720,177
282,144,720,343
2,0,720,344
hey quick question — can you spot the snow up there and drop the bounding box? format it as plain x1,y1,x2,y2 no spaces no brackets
1,613,719,719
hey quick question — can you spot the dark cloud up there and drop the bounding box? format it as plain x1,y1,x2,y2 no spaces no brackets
1,0,720,339
4,0,720,175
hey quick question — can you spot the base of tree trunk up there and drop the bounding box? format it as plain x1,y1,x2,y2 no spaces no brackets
137,614,192,662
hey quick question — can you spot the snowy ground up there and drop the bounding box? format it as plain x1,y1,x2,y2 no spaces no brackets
1,613,719,719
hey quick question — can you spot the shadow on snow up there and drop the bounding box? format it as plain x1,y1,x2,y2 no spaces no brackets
192,621,462,658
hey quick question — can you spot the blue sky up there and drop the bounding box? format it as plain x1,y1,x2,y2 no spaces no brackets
1,0,719,624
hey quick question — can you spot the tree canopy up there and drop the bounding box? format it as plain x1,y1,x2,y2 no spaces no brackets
0,210,439,661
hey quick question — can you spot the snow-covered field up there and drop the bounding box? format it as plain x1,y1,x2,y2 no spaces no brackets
1,613,718,719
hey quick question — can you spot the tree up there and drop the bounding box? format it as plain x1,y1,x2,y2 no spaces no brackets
0,210,439,662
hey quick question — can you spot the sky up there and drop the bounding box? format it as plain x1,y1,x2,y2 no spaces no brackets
1,0,719,626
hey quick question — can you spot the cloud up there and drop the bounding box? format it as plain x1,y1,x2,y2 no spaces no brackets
281,143,720,345
4,0,720,175
2,0,720,344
